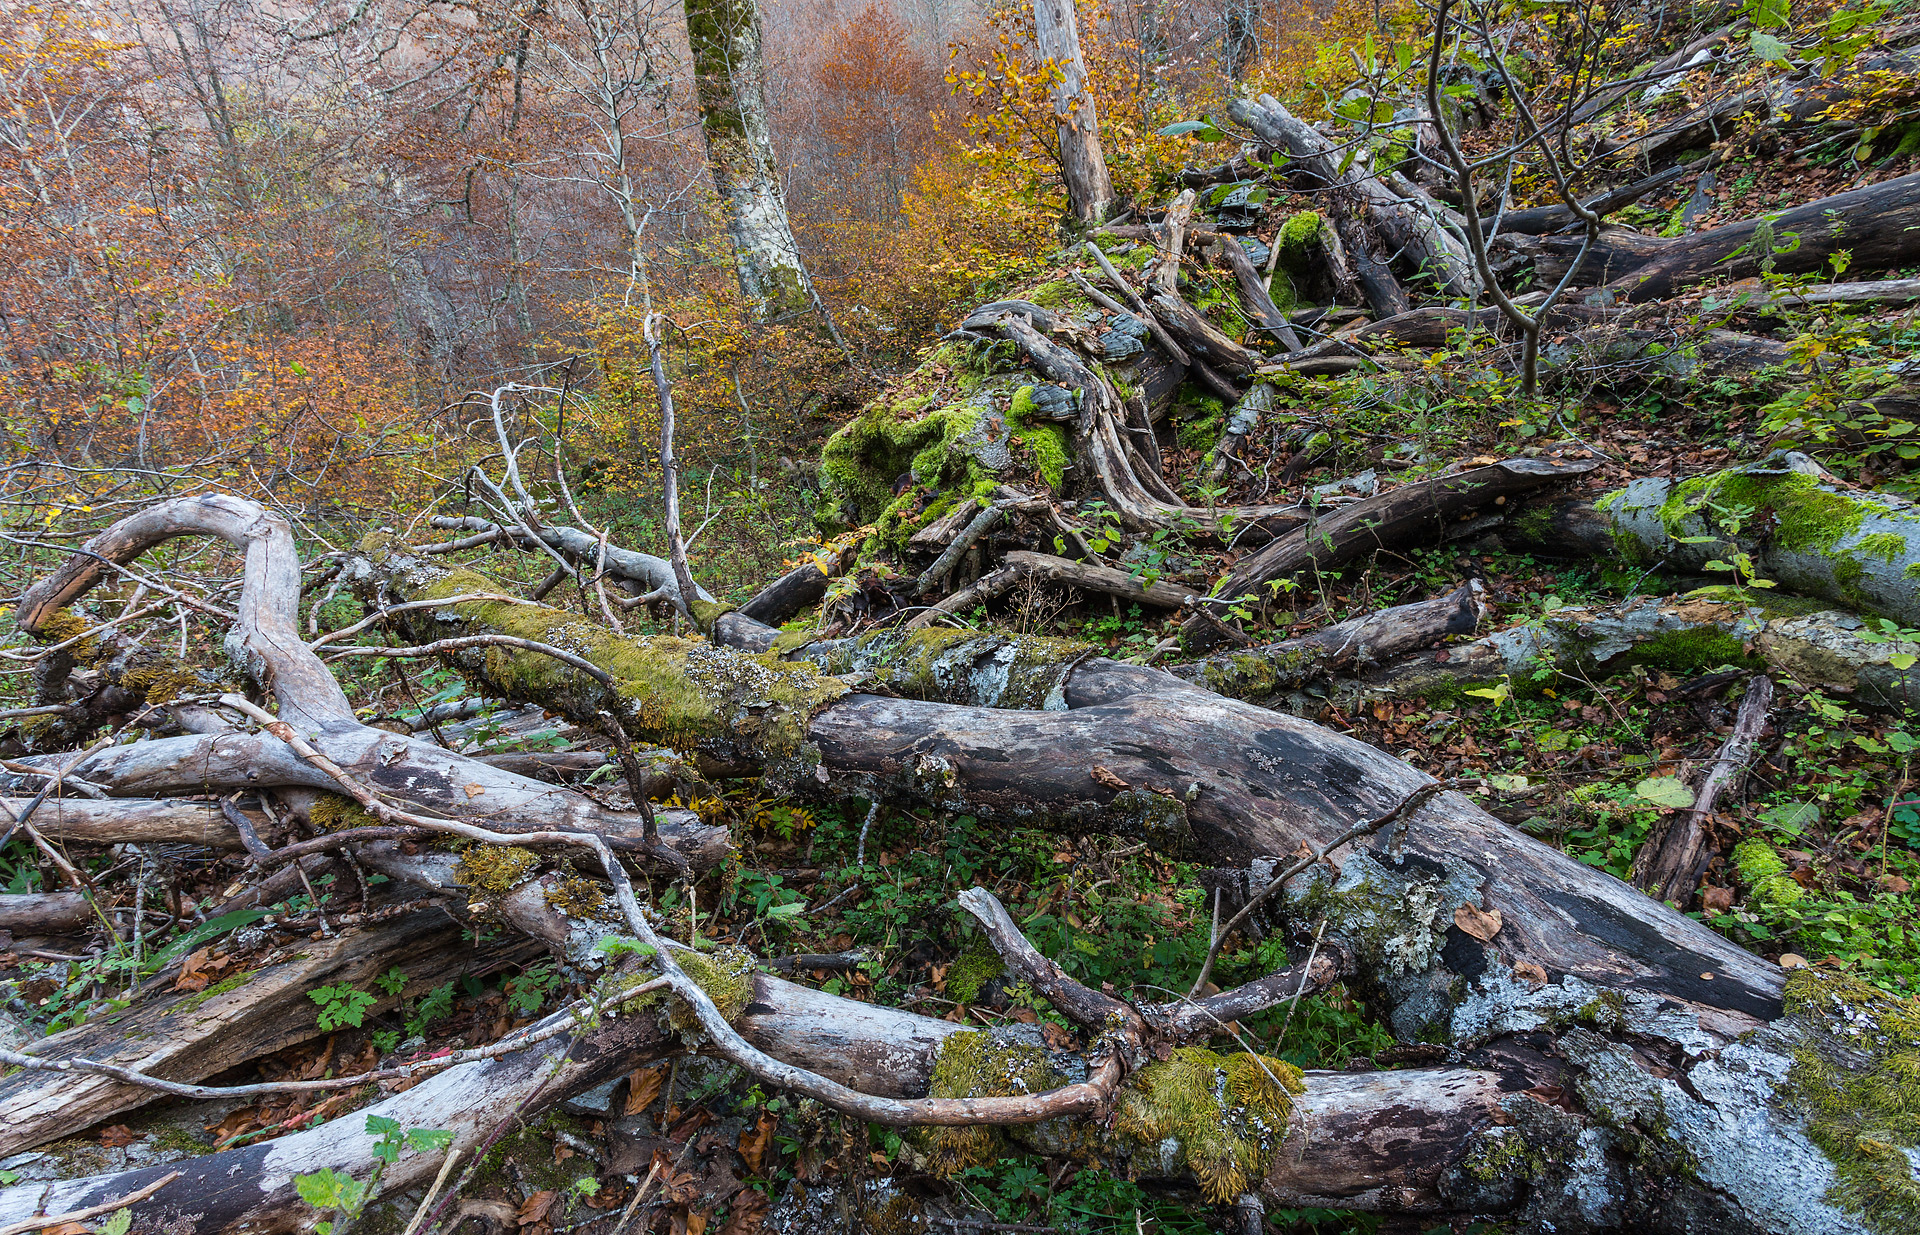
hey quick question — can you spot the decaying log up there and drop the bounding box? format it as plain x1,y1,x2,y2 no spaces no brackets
11,496,727,869
1180,457,1597,648
1360,592,1920,713
1229,94,1481,300
908,550,1202,630
1599,171,1920,302
13,797,262,851
1588,454,1920,626
1633,675,1773,902
0,910,540,1158
737,561,833,625
0,892,91,934
1171,582,1485,702
1489,161,1701,236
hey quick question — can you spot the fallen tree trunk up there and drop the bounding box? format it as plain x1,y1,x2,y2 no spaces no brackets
1358,592,1920,713
0,892,91,934
1600,171,1920,302
1170,582,1485,702
1632,674,1773,903
0,910,1894,1235
0,909,539,1158
1179,457,1597,649
16,492,1911,1232
907,549,1203,629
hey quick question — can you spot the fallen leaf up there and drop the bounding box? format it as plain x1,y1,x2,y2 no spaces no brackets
718,1189,769,1235
1040,1021,1076,1051
738,1113,777,1176
41,1224,90,1235
1700,885,1734,913
464,783,486,798
98,1125,139,1148
1090,765,1129,790
1512,961,1549,987
1883,873,1913,894
1454,903,1504,942
626,1064,666,1116
516,1191,557,1227
1778,953,1809,969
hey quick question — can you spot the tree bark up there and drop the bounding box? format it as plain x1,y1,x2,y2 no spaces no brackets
683,0,816,318
0,911,540,1158
1030,0,1115,224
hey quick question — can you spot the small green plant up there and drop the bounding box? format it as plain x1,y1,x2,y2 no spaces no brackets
295,1117,454,1235
503,963,564,1016
309,983,377,1032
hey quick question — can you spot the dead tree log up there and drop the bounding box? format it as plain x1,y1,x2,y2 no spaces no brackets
1229,94,1481,300
0,892,91,934
1171,582,1485,702
1179,457,1597,649
1599,171,1920,302
1632,675,1773,903
0,910,539,1158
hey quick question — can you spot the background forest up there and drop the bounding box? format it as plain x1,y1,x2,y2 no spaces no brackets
7,0,1920,1231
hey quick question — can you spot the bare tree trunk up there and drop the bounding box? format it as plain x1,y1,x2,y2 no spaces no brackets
1031,0,1116,224
684,0,817,319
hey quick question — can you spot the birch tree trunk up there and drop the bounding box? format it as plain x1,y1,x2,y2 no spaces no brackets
684,0,816,319
1031,0,1115,224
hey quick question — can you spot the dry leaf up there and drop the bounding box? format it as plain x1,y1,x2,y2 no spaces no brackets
1090,765,1129,790
738,1112,777,1176
1454,903,1504,942
718,1189,769,1235
1040,1021,1076,1051
1700,885,1734,913
98,1125,138,1148
464,783,486,798
1512,962,1549,987
625,1064,666,1116
41,1223,91,1235
516,1191,557,1227
686,1213,708,1235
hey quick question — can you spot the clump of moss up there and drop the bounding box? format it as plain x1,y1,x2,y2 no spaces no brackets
1114,1047,1304,1203
819,392,1001,530
669,945,757,1031
547,875,611,920
120,661,202,705
1783,969,1920,1233
37,608,101,662
456,845,539,894
1657,471,1869,555
1629,626,1756,675
1007,385,1069,492
922,1030,1066,1175
172,969,254,1015
308,792,379,832
1732,837,1804,908
944,943,1006,1005
1855,532,1908,563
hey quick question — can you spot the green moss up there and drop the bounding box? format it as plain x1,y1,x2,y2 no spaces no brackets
1460,1128,1541,1182
922,1030,1067,1175
456,846,539,894
308,792,379,832
1906,563,1920,581
1007,385,1069,491
37,608,101,662
1732,837,1804,908
172,970,254,1016
669,945,756,1031
118,661,201,705
373,560,848,779
1114,1047,1304,1203
1855,533,1908,563
1628,627,1756,674
547,875,611,920
1025,281,1089,312
1276,212,1325,268
1657,472,1869,555
1783,969,1920,1234
943,944,1005,1004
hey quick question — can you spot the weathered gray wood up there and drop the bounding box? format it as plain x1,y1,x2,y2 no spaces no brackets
0,892,91,934
1633,675,1773,902
1179,458,1597,648
0,911,539,1158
